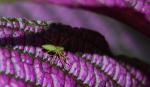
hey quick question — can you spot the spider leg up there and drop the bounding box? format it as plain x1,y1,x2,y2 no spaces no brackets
58,53,66,67
47,51,55,65
60,52,70,66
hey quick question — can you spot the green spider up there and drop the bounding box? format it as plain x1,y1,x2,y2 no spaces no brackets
42,44,68,66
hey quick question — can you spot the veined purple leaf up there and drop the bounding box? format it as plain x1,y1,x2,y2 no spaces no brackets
0,47,83,87
13,45,117,87
120,57,150,86
16,45,150,87
81,53,150,87
0,17,50,33
0,73,34,87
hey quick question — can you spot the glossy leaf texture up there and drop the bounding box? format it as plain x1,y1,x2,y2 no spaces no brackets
28,0,150,37
32,0,150,16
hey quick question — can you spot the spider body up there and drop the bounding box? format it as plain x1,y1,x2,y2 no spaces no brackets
42,44,64,53
42,44,67,66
